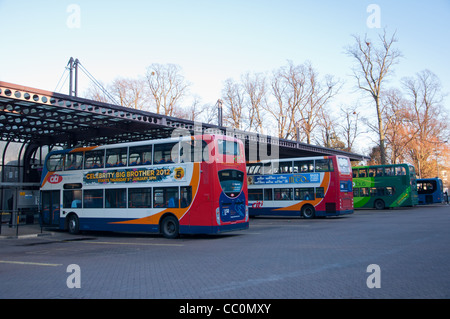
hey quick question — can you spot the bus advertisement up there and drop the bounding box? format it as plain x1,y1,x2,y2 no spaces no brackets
40,135,249,238
247,156,353,218
352,164,418,210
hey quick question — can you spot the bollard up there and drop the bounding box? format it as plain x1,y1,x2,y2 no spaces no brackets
14,211,19,236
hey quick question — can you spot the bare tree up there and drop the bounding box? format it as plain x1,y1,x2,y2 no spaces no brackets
302,62,340,144
242,72,267,134
346,29,402,164
316,107,338,148
402,70,448,178
84,80,113,104
199,102,219,125
173,95,216,123
266,61,340,142
109,77,150,110
222,78,245,129
268,61,308,139
382,88,417,164
337,105,361,153
145,63,190,116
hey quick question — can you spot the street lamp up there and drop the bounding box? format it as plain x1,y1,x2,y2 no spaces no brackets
432,138,448,178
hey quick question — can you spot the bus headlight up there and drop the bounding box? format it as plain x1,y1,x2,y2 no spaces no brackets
245,205,249,222
216,207,221,225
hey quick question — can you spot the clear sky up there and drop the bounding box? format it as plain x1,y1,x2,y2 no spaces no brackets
1,0,449,113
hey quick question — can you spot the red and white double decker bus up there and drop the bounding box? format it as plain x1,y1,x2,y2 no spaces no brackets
247,155,353,218
40,135,249,238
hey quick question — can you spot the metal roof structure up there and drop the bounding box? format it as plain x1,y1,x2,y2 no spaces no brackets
0,81,368,161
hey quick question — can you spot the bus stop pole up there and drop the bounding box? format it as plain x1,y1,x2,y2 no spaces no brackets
15,210,18,236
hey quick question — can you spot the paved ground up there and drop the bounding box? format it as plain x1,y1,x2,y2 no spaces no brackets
0,204,449,300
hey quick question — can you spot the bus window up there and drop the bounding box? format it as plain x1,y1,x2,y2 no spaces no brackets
294,188,315,200
264,189,273,200
316,159,334,172
153,188,164,207
262,162,272,175
418,182,434,193
294,160,314,173
85,150,104,169
179,140,208,163
359,169,367,178
167,188,179,208
396,166,406,175
386,187,395,196
218,170,244,197
277,161,292,174
316,187,325,198
368,168,376,177
63,190,82,208
274,188,292,200
218,139,240,156
106,148,127,168
337,157,350,174
154,143,178,164
246,163,262,175
154,187,179,208
361,188,370,197
65,152,83,170
129,144,152,166
180,186,192,208
47,154,64,171
105,188,126,208
384,167,394,176
249,189,263,201
83,189,103,208
128,188,152,208
376,167,384,177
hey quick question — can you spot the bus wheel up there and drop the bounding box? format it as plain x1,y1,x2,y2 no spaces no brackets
301,205,315,219
374,199,385,210
67,214,80,235
161,215,179,239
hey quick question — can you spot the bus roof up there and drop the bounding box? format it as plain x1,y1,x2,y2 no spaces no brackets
353,163,415,169
247,155,345,164
47,134,238,154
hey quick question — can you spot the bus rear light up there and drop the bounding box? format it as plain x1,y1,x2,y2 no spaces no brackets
216,207,221,225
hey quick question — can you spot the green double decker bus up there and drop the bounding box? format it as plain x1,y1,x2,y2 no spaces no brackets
352,164,418,210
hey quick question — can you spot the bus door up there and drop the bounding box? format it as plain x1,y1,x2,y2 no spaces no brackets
41,190,60,226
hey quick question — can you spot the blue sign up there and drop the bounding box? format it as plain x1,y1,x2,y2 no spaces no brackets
249,173,320,185
219,191,246,222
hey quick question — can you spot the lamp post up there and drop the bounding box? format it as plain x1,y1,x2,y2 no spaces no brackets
217,99,223,127
431,138,448,178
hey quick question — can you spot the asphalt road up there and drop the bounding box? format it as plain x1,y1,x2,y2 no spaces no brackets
0,204,449,300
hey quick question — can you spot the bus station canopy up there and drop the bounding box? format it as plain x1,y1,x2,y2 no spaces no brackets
0,81,368,161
